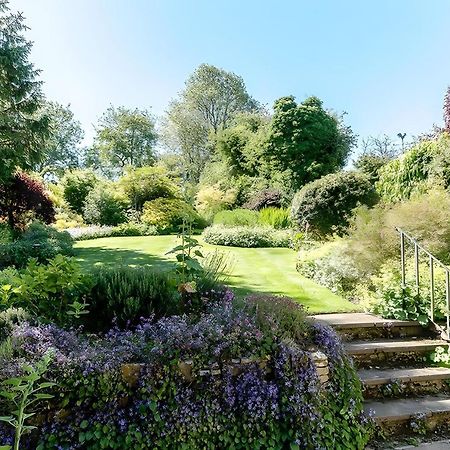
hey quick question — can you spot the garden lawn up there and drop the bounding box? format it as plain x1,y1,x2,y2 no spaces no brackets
75,235,358,314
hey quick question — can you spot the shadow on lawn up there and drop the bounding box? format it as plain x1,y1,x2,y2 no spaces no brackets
75,246,176,272
75,245,349,313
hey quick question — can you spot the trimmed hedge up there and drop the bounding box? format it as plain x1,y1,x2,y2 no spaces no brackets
202,225,292,248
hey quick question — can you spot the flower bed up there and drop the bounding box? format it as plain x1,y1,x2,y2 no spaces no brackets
66,223,158,241
0,296,372,449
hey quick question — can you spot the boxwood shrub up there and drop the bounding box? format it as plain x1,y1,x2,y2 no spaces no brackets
203,225,292,248
291,171,378,236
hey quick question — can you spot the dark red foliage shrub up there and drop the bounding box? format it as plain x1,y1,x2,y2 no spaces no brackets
0,172,55,229
242,189,281,210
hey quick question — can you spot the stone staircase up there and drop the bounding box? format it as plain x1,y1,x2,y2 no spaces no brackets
312,313,450,446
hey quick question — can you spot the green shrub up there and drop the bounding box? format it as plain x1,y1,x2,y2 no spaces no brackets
345,189,450,279
119,166,180,211
195,184,238,222
213,208,259,226
0,255,90,326
364,260,448,325
354,154,390,183
0,222,74,269
61,169,99,215
83,184,128,226
0,223,13,244
202,225,292,248
85,265,178,330
376,133,450,202
259,207,292,229
291,171,378,236
141,198,205,232
297,240,362,297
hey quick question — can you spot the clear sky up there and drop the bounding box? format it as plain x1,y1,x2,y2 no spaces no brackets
10,0,450,151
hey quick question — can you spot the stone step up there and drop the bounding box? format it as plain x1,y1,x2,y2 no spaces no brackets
312,313,429,341
365,396,450,436
345,339,448,368
359,367,450,399
396,439,450,449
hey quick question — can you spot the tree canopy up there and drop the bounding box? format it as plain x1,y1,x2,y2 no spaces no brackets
0,0,50,182
93,106,157,172
34,101,84,178
162,64,259,182
265,96,355,190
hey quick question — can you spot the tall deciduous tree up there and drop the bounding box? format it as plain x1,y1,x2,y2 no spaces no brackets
93,106,157,172
215,111,270,176
265,96,355,190
444,86,450,133
0,0,50,182
162,64,259,182
354,135,399,183
35,101,84,178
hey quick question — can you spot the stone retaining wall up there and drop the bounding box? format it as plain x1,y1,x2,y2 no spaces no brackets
120,350,329,387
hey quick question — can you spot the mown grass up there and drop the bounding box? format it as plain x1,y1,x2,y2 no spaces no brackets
75,235,359,314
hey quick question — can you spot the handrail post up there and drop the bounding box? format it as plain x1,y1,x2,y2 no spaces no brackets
414,243,420,295
446,271,450,340
400,231,406,289
430,256,435,323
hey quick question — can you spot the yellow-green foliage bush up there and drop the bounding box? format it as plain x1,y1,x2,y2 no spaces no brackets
259,207,292,229
141,198,205,232
195,184,237,221
53,210,85,230
213,208,259,226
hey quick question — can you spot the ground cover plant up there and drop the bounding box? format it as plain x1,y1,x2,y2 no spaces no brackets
0,295,372,449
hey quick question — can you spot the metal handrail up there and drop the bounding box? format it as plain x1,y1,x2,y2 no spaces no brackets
397,227,450,340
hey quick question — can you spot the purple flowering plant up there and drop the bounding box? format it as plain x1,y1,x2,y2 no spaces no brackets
0,292,372,449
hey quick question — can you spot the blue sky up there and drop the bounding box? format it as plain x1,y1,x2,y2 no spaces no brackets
10,0,450,152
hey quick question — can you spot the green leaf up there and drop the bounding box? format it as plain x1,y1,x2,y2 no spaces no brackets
33,393,54,400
